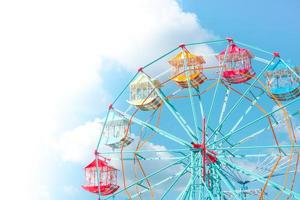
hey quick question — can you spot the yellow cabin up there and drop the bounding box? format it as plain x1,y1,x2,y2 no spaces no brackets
168,48,207,88
128,74,162,111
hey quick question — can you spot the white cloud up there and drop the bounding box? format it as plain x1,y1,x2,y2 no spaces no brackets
55,118,102,163
63,185,79,196
95,0,214,71
0,0,215,199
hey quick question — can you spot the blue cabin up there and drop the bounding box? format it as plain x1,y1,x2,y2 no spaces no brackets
264,60,300,101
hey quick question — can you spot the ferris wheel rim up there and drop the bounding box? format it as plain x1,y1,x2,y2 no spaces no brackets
88,38,300,200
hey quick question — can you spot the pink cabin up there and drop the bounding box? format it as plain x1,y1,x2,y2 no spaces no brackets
82,156,119,196
217,39,255,84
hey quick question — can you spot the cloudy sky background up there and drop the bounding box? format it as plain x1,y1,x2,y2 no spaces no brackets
0,0,300,199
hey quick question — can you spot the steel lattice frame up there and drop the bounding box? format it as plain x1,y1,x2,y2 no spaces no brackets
91,38,300,200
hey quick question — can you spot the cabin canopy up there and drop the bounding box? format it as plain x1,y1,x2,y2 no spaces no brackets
168,48,206,68
168,48,207,88
128,74,162,110
82,156,119,195
217,43,253,62
264,60,300,101
216,43,255,84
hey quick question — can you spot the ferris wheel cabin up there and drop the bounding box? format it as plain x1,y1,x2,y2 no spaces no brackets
217,39,255,84
82,156,119,196
102,112,133,149
264,60,300,101
128,74,163,111
168,45,207,88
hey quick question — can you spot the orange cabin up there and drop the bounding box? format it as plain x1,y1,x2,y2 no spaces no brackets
168,47,207,88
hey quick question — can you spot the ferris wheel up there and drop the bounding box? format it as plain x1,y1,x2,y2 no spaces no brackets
82,37,300,200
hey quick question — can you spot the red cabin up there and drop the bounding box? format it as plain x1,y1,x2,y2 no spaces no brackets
217,40,255,84
82,155,119,196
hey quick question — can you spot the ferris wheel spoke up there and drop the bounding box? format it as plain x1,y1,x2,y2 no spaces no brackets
182,49,201,141
192,81,220,137
249,170,297,184
176,177,194,200
207,126,234,146
211,144,300,152
212,79,274,149
114,108,191,147
219,87,231,127
176,180,192,200
103,155,190,200
209,57,276,143
228,109,299,149
107,156,187,161
193,87,205,120
101,148,190,155
216,152,299,161
206,45,230,136
207,81,265,146
216,85,264,148
208,87,231,147
219,154,298,187
160,161,191,200
214,163,242,200
142,71,197,141
131,169,188,199
274,159,297,173
229,125,278,150
218,157,300,200
208,96,300,147
255,156,281,177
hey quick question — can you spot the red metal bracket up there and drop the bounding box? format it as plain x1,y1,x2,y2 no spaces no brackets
178,43,185,48
226,37,233,43
273,52,280,57
137,66,143,72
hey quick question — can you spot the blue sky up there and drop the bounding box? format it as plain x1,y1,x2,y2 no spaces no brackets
0,0,299,200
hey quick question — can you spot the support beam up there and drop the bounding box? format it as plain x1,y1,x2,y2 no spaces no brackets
229,110,300,149
182,47,200,141
219,158,300,200
114,108,190,147
101,148,190,155
214,164,242,200
132,172,184,199
104,155,190,199
206,45,230,134
142,71,197,141
210,57,276,142
209,97,300,147
211,145,300,151
160,161,191,200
